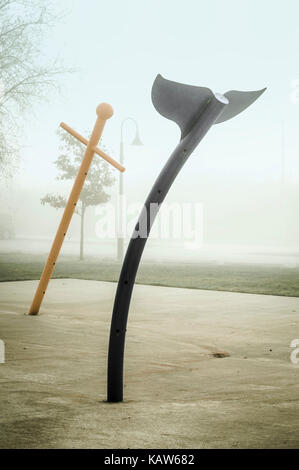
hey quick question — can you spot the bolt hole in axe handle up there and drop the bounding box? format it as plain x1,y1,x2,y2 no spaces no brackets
107,74,266,402
27,103,121,316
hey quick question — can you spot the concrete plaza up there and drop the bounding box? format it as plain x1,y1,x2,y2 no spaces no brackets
0,279,298,448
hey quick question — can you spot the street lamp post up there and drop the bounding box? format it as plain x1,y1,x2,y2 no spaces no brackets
117,117,142,261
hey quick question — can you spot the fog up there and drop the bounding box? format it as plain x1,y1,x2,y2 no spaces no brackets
1,162,298,265
1,0,299,266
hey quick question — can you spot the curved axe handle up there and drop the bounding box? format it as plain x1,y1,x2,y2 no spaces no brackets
107,94,227,402
107,75,266,402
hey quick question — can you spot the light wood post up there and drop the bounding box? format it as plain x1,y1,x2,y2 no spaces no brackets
28,103,122,315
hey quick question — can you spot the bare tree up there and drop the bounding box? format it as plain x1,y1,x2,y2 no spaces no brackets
0,0,69,176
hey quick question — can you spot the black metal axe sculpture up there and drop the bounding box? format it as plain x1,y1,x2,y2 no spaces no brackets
107,74,266,402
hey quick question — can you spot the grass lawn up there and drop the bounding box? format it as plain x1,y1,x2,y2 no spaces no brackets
0,252,298,297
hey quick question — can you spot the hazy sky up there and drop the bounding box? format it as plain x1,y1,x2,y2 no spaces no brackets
15,0,299,193
3,0,298,249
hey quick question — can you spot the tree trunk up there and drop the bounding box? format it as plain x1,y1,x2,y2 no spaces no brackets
80,202,85,261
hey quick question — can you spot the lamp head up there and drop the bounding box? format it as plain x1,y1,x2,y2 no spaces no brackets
131,128,143,146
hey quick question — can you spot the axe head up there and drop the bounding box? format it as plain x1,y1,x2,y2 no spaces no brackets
151,74,266,139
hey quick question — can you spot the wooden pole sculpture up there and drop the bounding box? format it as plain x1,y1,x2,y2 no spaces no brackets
28,103,124,315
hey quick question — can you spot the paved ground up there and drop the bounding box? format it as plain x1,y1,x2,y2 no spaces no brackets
0,279,298,449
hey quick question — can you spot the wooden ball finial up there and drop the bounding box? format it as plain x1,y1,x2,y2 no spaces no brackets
96,102,114,119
